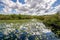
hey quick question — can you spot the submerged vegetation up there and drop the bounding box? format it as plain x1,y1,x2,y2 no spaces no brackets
0,12,60,37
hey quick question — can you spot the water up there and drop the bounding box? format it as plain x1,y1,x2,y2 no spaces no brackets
0,19,59,40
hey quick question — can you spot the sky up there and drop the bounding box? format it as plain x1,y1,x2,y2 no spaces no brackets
0,0,60,15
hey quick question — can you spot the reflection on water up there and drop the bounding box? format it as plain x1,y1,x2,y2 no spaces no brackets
0,19,59,40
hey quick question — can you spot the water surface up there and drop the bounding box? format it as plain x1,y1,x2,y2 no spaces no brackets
0,19,59,40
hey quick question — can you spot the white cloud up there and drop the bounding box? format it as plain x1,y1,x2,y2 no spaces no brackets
0,0,60,15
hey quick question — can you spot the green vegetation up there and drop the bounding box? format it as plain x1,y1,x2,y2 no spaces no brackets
0,14,33,20
0,12,60,37
42,13,60,37
0,19,31,23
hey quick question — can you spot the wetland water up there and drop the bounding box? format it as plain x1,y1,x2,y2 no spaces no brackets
0,19,59,40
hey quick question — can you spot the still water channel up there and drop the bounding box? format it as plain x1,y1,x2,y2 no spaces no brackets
0,19,59,40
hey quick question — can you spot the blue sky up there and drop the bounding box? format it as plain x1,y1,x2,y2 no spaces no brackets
12,0,60,7
52,0,60,7
12,0,25,4
0,0,60,15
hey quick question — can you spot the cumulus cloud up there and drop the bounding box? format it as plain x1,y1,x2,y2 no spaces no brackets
0,0,60,15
